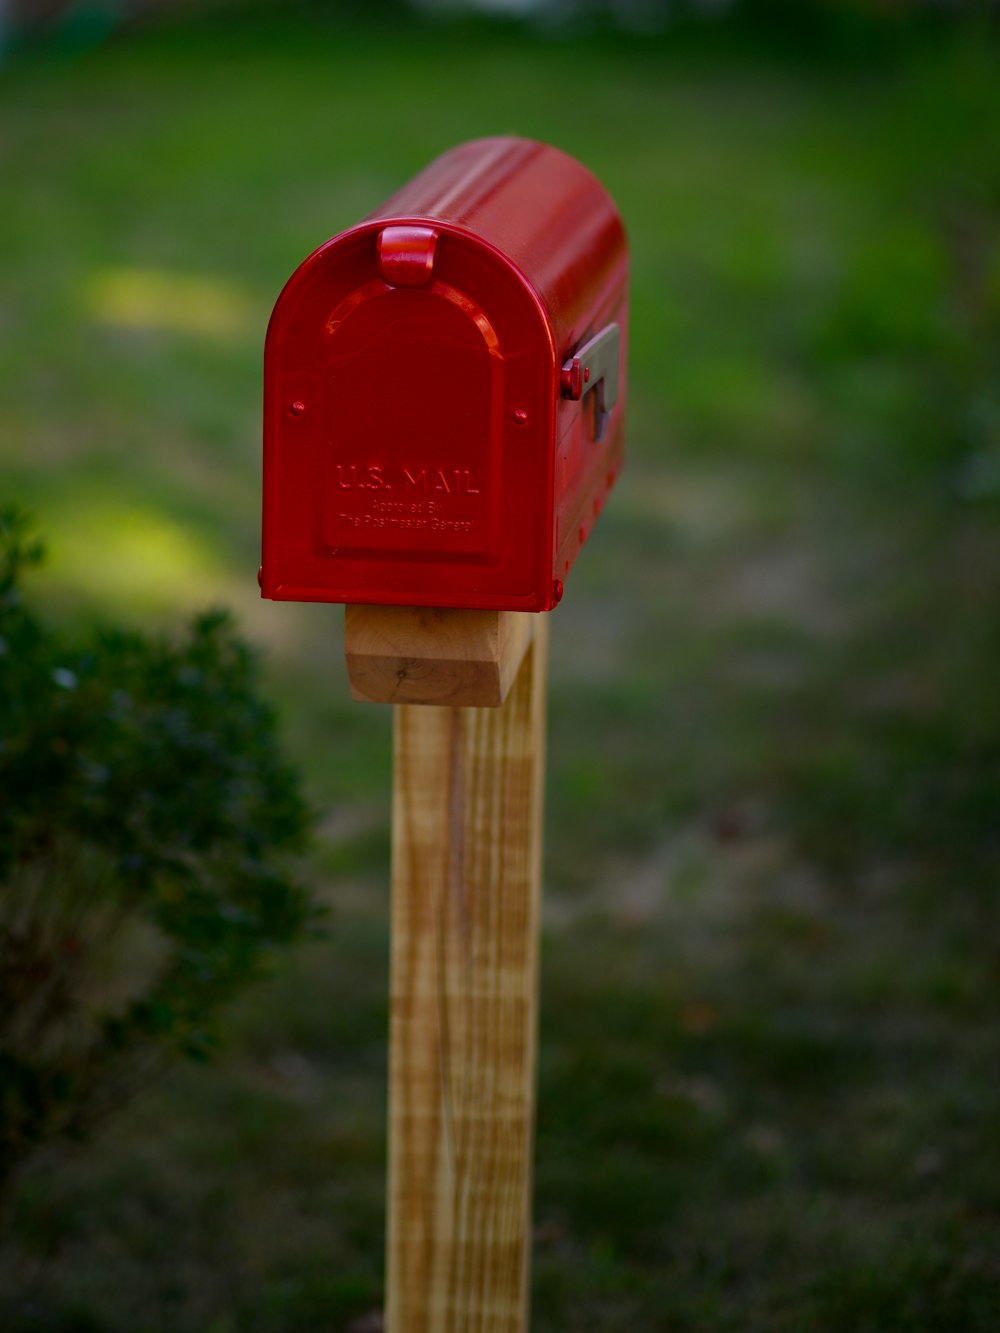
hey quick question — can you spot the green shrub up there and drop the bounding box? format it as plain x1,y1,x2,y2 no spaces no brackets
0,508,314,1198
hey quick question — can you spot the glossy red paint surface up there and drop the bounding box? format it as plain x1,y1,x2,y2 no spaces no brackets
261,137,628,612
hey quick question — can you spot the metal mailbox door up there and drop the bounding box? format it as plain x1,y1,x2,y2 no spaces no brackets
263,222,556,610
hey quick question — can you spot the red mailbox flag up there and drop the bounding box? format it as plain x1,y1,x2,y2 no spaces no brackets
261,137,628,613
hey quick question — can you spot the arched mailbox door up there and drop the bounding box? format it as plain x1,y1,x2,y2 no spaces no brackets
262,137,628,612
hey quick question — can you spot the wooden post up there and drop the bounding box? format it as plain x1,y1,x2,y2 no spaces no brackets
344,607,548,1333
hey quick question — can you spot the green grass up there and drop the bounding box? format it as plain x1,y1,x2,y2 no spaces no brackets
1,14,999,1331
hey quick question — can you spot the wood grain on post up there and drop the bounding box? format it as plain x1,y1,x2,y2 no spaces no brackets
384,615,548,1333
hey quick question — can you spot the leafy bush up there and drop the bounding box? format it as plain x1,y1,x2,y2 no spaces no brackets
0,508,314,1198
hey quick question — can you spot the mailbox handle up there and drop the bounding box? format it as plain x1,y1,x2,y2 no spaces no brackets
560,323,621,443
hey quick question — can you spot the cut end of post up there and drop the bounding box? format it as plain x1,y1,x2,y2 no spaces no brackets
344,605,535,708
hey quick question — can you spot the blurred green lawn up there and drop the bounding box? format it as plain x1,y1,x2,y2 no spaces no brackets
1,13,999,1331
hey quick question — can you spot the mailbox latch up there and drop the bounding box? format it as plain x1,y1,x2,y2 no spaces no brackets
560,323,620,442
377,225,439,288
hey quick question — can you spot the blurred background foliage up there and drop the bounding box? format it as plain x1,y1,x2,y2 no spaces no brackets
0,508,313,1207
0,0,999,1329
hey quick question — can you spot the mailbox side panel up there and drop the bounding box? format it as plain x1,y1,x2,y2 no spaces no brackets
262,223,558,612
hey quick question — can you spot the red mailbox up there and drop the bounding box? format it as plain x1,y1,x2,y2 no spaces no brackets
261,137,627,613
